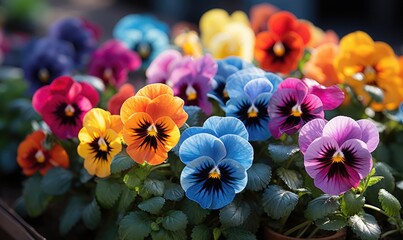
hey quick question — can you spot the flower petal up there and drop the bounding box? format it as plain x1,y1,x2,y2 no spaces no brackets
83,108,111,132
219,135,253,170
120,96,151,123
179,133,226,165
179,127,216,146
243,78,273,101
357,119,379,152
203,116,249,140
340,139,372,179
322,116,362,146
298,118,327,154
136,83,173,99
146,94,188,127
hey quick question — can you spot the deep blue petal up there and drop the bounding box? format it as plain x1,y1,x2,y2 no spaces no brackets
179,133,226,165
219,135,253,170
218,159,248,193
180,156,216,191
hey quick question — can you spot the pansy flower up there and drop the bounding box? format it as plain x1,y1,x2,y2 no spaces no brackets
200,9,255,61
254,11,311,74
78,108,123,178
174,30,203,58
17,130,69,176
249,3,279,34
179,116,253,209
121,84,188,165
49,17,99,66
299,116,378,195
208,56,254,108
268,78,344,139
107,83,136,115
32,76,99,139
113,14,170,68
334,31,403,111
88,40,141,87
146,49,183,84
169,54,217,115
23,38,74,93
225,67,282,141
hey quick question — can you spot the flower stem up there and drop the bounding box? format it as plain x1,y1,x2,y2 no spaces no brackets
363,204,389,218
381,229,400,239
283,220,312,236
296,220,311,238
150,163,171,172
307,226,319,239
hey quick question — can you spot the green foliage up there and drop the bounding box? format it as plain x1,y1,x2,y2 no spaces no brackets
162,210,188,231
348,214,381,240
378,189,401,218
95,178,123,209
267,144,300,164
143,178,165,196
22,174,52,217
341,191,365,216
365,162,395,205
184,106,203,126
219,197,250,227
276,167,303,190
116,187,137,213
41,167,74,195
59,196,86,235
150,229,187,240
305,195,340,220
262,185,299,219
315,215,347,231
119,211,152,240
123,171,142,190
138,197,165,214
82,199,102,230
245,163,271,191
181,198,210,225
163,182,184,201
110,151,136,174
191,225,212,240
223,228,257,240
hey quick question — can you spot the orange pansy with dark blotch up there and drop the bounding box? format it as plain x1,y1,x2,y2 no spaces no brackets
121,83,188,165
17,130,69,176
334,31,403,111
254,11,310,74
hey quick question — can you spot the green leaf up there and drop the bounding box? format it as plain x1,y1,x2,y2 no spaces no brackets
143,178,165,196
213,228,221,240
348,214,381,240
110,151,136,174
246,163,271,191
365,163,395,206
162,210,188,231
59,196,86,235
191,225,212,240
123,171,142,190
276,167,303,190
224,228,257,240
305,195,340,220
367,176,384,188
267,144,299,163
315,215,347,231
82,199,101,230
184,106,202,126
378,189,401,217
95,178,123,208
41,167,74,195
219,197,250,227
164,182,184,201
138,197,165,214
80,168,93,183
181,198,210,224
262,185,298,219
119,211,152,240
116,187,137,213
341,191,365,216
151,229,187,240
22,174,52,217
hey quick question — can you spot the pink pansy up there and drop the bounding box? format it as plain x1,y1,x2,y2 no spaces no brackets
88,40,141,87
146,49,183,84
33,76,99,139
268,78,344,139
299,116,378,195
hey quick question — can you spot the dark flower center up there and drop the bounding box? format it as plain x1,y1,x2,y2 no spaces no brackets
133,42,153,61
89,136,112,161
192,163,237,193
131,117,169,152
235,99,269,128
53,102,82,126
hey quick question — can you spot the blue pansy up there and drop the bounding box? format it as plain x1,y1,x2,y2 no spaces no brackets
225,67,282,141
179,131,253,209
387,101,403,123
208,57,254,109
23,38,74,93
49,17,98,67
113,14,170,68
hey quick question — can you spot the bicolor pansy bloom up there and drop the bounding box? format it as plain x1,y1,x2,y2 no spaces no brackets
268,78,344,139
299,116,379,195
17,130,69,176
120,84,188,165
225,67,282,141
113,14,170,68
32,76,99,139
179,116,253,209
208,56,254,109
88,40,141,87
23,38,74,93
77,108,123,178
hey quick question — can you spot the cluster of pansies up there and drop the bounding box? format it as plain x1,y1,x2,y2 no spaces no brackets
8,4,403,240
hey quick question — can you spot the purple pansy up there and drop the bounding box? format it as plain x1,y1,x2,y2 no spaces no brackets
268,78,344,139
299,116,379,195
168,54,217,115
88,40,141,87
146,49,183,84
49,17,99,66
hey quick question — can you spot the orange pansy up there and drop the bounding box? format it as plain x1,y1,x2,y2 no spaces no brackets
107,83,136,115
